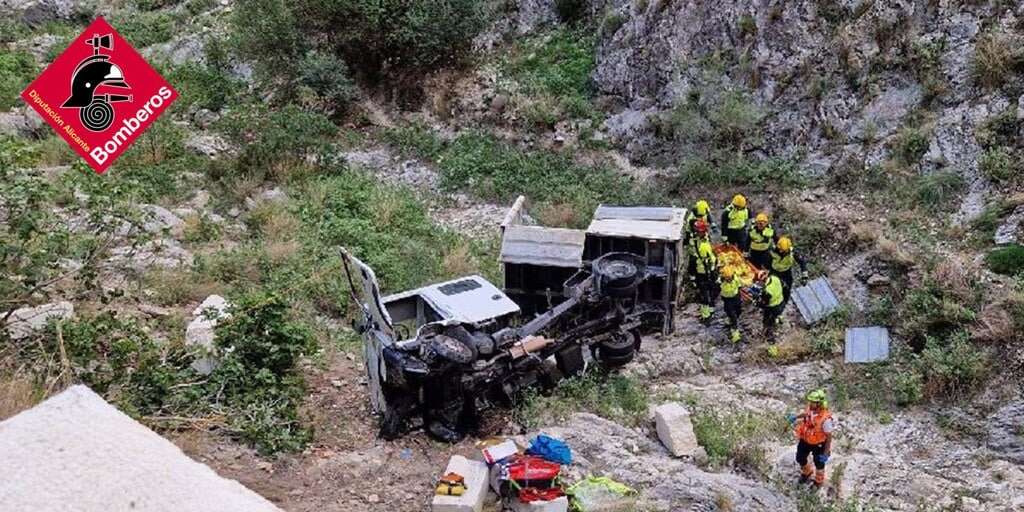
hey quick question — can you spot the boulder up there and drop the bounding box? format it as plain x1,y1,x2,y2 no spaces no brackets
109,240,193,272
866,274,891,287
431,455,489,512
4,301,74,340
994,206,1024,246
654,402,702,458
140,205,185,236
185,295,232,375
184,134,230,157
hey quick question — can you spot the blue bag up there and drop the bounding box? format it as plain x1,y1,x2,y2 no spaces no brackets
525,434,572,465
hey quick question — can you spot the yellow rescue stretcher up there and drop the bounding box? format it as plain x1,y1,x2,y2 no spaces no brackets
713,244,761,301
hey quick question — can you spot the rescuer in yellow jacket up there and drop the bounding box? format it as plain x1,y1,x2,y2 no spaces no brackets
759,272,785,348
748,212,775,269
719,266,743,343
684,199,712,281
692,219,718,323
770,236,808,308
721,194,750,252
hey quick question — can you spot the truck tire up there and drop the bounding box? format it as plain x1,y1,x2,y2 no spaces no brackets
597,330,635,360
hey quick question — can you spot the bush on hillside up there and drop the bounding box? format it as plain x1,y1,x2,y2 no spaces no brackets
0,50,36,111
986,245,1024,276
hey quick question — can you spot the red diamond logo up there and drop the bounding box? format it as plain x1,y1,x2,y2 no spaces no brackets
20,17,178,174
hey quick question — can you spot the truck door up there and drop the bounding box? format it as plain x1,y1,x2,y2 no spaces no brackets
340,248,394,414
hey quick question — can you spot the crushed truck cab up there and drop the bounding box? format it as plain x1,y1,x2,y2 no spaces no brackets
342,245,652,442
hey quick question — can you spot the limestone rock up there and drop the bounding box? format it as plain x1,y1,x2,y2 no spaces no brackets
185,295,232,375
140,204,185,236
109,240,193,272
994,206,1024,246
654,402,702,458
4,301,74,340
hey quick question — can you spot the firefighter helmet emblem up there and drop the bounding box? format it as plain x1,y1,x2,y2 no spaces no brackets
62,33,132,132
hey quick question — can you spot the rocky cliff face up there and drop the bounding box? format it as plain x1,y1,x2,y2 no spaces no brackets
590,0,1023,218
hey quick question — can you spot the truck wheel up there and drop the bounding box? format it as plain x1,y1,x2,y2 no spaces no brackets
597,330,635,360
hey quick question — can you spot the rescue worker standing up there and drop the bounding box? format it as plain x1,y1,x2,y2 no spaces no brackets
770,236,807,308
791,389,835,487
721,194,750,252
684,200,712,281
759,272,785,349
748,212,775,269
693,219,718,324
720,266,743,343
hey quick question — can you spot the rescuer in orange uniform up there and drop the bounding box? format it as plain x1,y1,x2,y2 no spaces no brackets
790,389,835,487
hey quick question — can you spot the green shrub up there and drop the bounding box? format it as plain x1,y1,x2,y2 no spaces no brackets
515,373,649,428
986,245,1024,276
291,0,486,78
166,59,242,112
666,88,764,151
917,332,989,400
297,51,358,115
692,408,787,473
910,171,964,209
0,49,36,111
231,0,305,82
601,12,627,37
676,154,805,190
506,28,595,98
892,125,930,166
979,146,1020,183
112,11,176,47
217,105,337,181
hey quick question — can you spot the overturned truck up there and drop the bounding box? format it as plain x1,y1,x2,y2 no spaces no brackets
342,198,687,441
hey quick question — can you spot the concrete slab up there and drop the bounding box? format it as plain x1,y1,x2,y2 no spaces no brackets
792,277,841,325
0,385,281,512
432,455,489,512
654,402,701,458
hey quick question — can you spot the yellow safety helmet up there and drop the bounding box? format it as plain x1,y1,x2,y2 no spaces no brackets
778,236,793,253
732,194,747,209
695,200,710,217
755,212,769,225
721,266,735,280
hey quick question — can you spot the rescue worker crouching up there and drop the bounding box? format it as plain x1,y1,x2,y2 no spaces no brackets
770,236,807,308
721,194,750,252
720,266,743,343
748,212,775,269
684,199,712,282
790,389,835,487
692,219,718,324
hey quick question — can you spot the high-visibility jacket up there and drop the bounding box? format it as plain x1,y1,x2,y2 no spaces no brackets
695,239,717,275
796,407,833,445
721,275,741,298
723,205,749,230
749,225,775,252
763,275,784,307
771,249,796,273
684,210,710,253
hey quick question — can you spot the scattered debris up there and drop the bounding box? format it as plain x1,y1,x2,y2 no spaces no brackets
565,476,637,512
844,327,891,363
791,277,841,325
0,386,282,511
4,301,74,340
431,455,488,512
654,402,702,458
866,273,891,288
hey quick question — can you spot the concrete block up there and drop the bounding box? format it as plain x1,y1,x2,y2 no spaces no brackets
432,455,489,512
0,385,281,511
510,496,569,512
654,402,701,458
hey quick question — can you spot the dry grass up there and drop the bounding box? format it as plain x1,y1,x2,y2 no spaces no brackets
145,269,225,306
251,203,300,243
875,235,915,268
972,303,1015,344
715,491,735,511
266,240,301,264
442,242,475,277
534,202,580,227
848,221,881,248
0,374,40,421
933,257,977,303
973,30,1023,90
